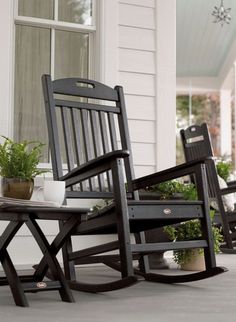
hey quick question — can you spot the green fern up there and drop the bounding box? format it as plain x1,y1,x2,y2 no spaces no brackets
0,136,48,180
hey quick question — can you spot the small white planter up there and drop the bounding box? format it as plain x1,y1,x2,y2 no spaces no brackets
181,249,205,271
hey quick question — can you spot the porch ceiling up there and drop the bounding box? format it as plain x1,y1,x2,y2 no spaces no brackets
177,0,236,78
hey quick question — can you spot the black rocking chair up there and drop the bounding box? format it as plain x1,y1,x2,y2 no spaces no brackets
180,122,236,253
41,75,225,292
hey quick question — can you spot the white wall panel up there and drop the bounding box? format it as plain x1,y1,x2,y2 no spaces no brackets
3,234,116,267
119,3,155,29
156,0,176,170
119,26,155,51
125,95,155,120
0,221,8,235
6,236,46,267
0,223,40,237
100,0,119,87
119,72,155,96
17,221,59,236
119,48,155,74
118,0,156,172
131,143,155,165
134,165,156,178
119,0,155,8
128,120,155,143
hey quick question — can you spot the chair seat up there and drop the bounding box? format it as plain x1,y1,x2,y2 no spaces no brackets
75,200,204,235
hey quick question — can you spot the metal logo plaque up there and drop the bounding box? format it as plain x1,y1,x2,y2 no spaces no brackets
163,208,172,215
36,282,47,289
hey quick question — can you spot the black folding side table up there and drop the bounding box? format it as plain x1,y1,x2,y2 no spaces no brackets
0,206,89,307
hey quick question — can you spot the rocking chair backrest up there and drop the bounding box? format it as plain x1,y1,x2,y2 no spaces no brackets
180,123,218,199
180,123,214,160
42,75,136,199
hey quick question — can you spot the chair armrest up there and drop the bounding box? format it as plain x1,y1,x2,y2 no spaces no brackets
60,150,130,187
226,180,236,187
220,186,236,195
131,158,211,191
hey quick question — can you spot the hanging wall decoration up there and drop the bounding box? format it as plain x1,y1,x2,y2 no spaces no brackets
212,0,231,26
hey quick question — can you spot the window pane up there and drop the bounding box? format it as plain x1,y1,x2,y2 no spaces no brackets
58,0,93,25
54,31,89,163
55,30,89,78
14,25,51,162
18,0,54,20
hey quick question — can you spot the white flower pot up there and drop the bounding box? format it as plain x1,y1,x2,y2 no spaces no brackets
181,249,206,271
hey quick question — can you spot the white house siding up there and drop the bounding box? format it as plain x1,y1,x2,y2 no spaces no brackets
118,0,156,177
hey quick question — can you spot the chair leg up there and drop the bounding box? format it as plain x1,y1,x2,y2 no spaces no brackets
195,164,217,269
217,196,234,250
26,218,75,303
111,158,134,278
0,221,28,306
134,232,150,273
1,251,29,307
59,221,76,281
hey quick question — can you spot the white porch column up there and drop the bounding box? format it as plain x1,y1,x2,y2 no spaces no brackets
220,89,232,157
155,0,176,171
97,0,118,87
0,0,14,138
234,62,236,170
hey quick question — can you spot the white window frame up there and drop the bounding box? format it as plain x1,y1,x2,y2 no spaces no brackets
14,0,97,95
0,0,117,144
12,0,99,170
0,0,98,137
0,0,15,140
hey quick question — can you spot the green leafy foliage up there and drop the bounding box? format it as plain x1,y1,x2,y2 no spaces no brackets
0,136,47,180
216,160,232,181
146,180,197,200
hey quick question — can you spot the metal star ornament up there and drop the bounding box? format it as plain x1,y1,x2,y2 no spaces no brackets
212,0,231,26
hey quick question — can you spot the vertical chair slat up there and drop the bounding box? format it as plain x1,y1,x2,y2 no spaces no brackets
108,112,118,151
99,111,110,153
90,111,106,191
71,108,85,191
99,111,112,192
61,107,74,172
81,109,94,191
81,109,93,161
71,109,84,165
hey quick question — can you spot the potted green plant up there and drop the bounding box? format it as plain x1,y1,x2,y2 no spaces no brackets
164,212,223,270
0,136,47,199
